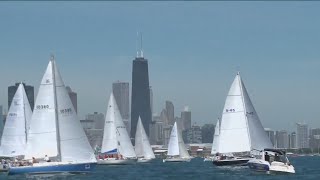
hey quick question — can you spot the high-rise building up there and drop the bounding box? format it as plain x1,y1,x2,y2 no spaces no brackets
149,86,153,117
289,132,297,149
309,128,320,149
8,83,34,110
265,128,276,147
86,112,105,129
184,125,202,144
276,130,289,149
149,115,163,145
113,81,130,133
296,123,308,149
131,54,152,139
0,106,3,140
201,124,215,143
165,101,174,126
66,86,77,113
181,106,191,131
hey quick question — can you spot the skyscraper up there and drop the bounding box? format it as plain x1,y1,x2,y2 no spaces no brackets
296,123,308,149
0,106,3,140
149,86,153,117
8,83,34,110
131,51,152,139
275,130,289,149
165,101,174,126
265,128,276,147
113,81,130,133
181,106,191,131
66,86,77,113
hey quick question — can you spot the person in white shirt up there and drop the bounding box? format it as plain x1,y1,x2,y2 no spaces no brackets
44,155,50,162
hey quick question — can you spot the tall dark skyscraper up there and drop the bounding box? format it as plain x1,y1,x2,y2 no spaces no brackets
131,52,152,139
8,83,34,110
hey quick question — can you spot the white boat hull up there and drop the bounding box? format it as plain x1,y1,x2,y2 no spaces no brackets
248,159,295,174
97,158,137,165
163,158,191,163
0,164,9,172
137,158,154,163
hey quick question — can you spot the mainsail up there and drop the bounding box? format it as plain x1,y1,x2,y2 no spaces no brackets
217,73,272,154
0,83,32,157
135,117,155,159
25,57,96,163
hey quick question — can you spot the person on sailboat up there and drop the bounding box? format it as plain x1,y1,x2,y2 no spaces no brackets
264,152,270,162
44,155,50,162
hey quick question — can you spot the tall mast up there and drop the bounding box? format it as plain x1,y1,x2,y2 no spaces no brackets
51,54,62,162
22,83,27,143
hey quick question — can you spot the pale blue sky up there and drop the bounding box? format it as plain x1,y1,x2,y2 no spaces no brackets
0,2,320,131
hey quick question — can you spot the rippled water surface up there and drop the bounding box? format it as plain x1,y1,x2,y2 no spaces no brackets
1,156,319,179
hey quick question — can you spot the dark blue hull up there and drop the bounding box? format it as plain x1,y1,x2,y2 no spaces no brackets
248,162,269,172
8,162,96,175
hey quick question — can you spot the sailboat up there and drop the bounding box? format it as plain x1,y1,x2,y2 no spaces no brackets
213,72,272,166
8,56,97,175
135,117,155,163
97,93,137,165
163,122,191,162
204,118,220,162
0,83,32,171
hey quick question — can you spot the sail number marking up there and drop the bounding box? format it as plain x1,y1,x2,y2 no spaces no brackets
60,108,72,114
226,109,235,112
36,105,49,109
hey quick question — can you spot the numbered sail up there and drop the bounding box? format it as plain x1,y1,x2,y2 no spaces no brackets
135,117,155,159
53,60,96,163
167,122,179,156
0,83,32,157
218,73,272,154
101,93,119,154
25,61,58,159
211,119,220,155
241,81,272,150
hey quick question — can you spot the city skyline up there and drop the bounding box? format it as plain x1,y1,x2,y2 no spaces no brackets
1,2,320,131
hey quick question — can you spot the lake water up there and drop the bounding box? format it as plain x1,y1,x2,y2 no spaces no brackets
1,156,319,179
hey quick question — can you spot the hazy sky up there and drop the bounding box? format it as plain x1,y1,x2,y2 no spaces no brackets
0,2,319,131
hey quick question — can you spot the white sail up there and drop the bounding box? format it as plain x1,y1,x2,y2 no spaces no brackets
53,60,96,163
135,117,155,159
115,109,136,158
25,59,96,163
211,119,220,155
218,73,272,154
101,93,119,154
241,80,273,150
177,123,190,158
167,122,179,156
0,83,32,157
25,61,58,159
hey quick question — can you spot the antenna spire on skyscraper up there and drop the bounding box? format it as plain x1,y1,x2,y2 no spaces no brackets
136,32,144,58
